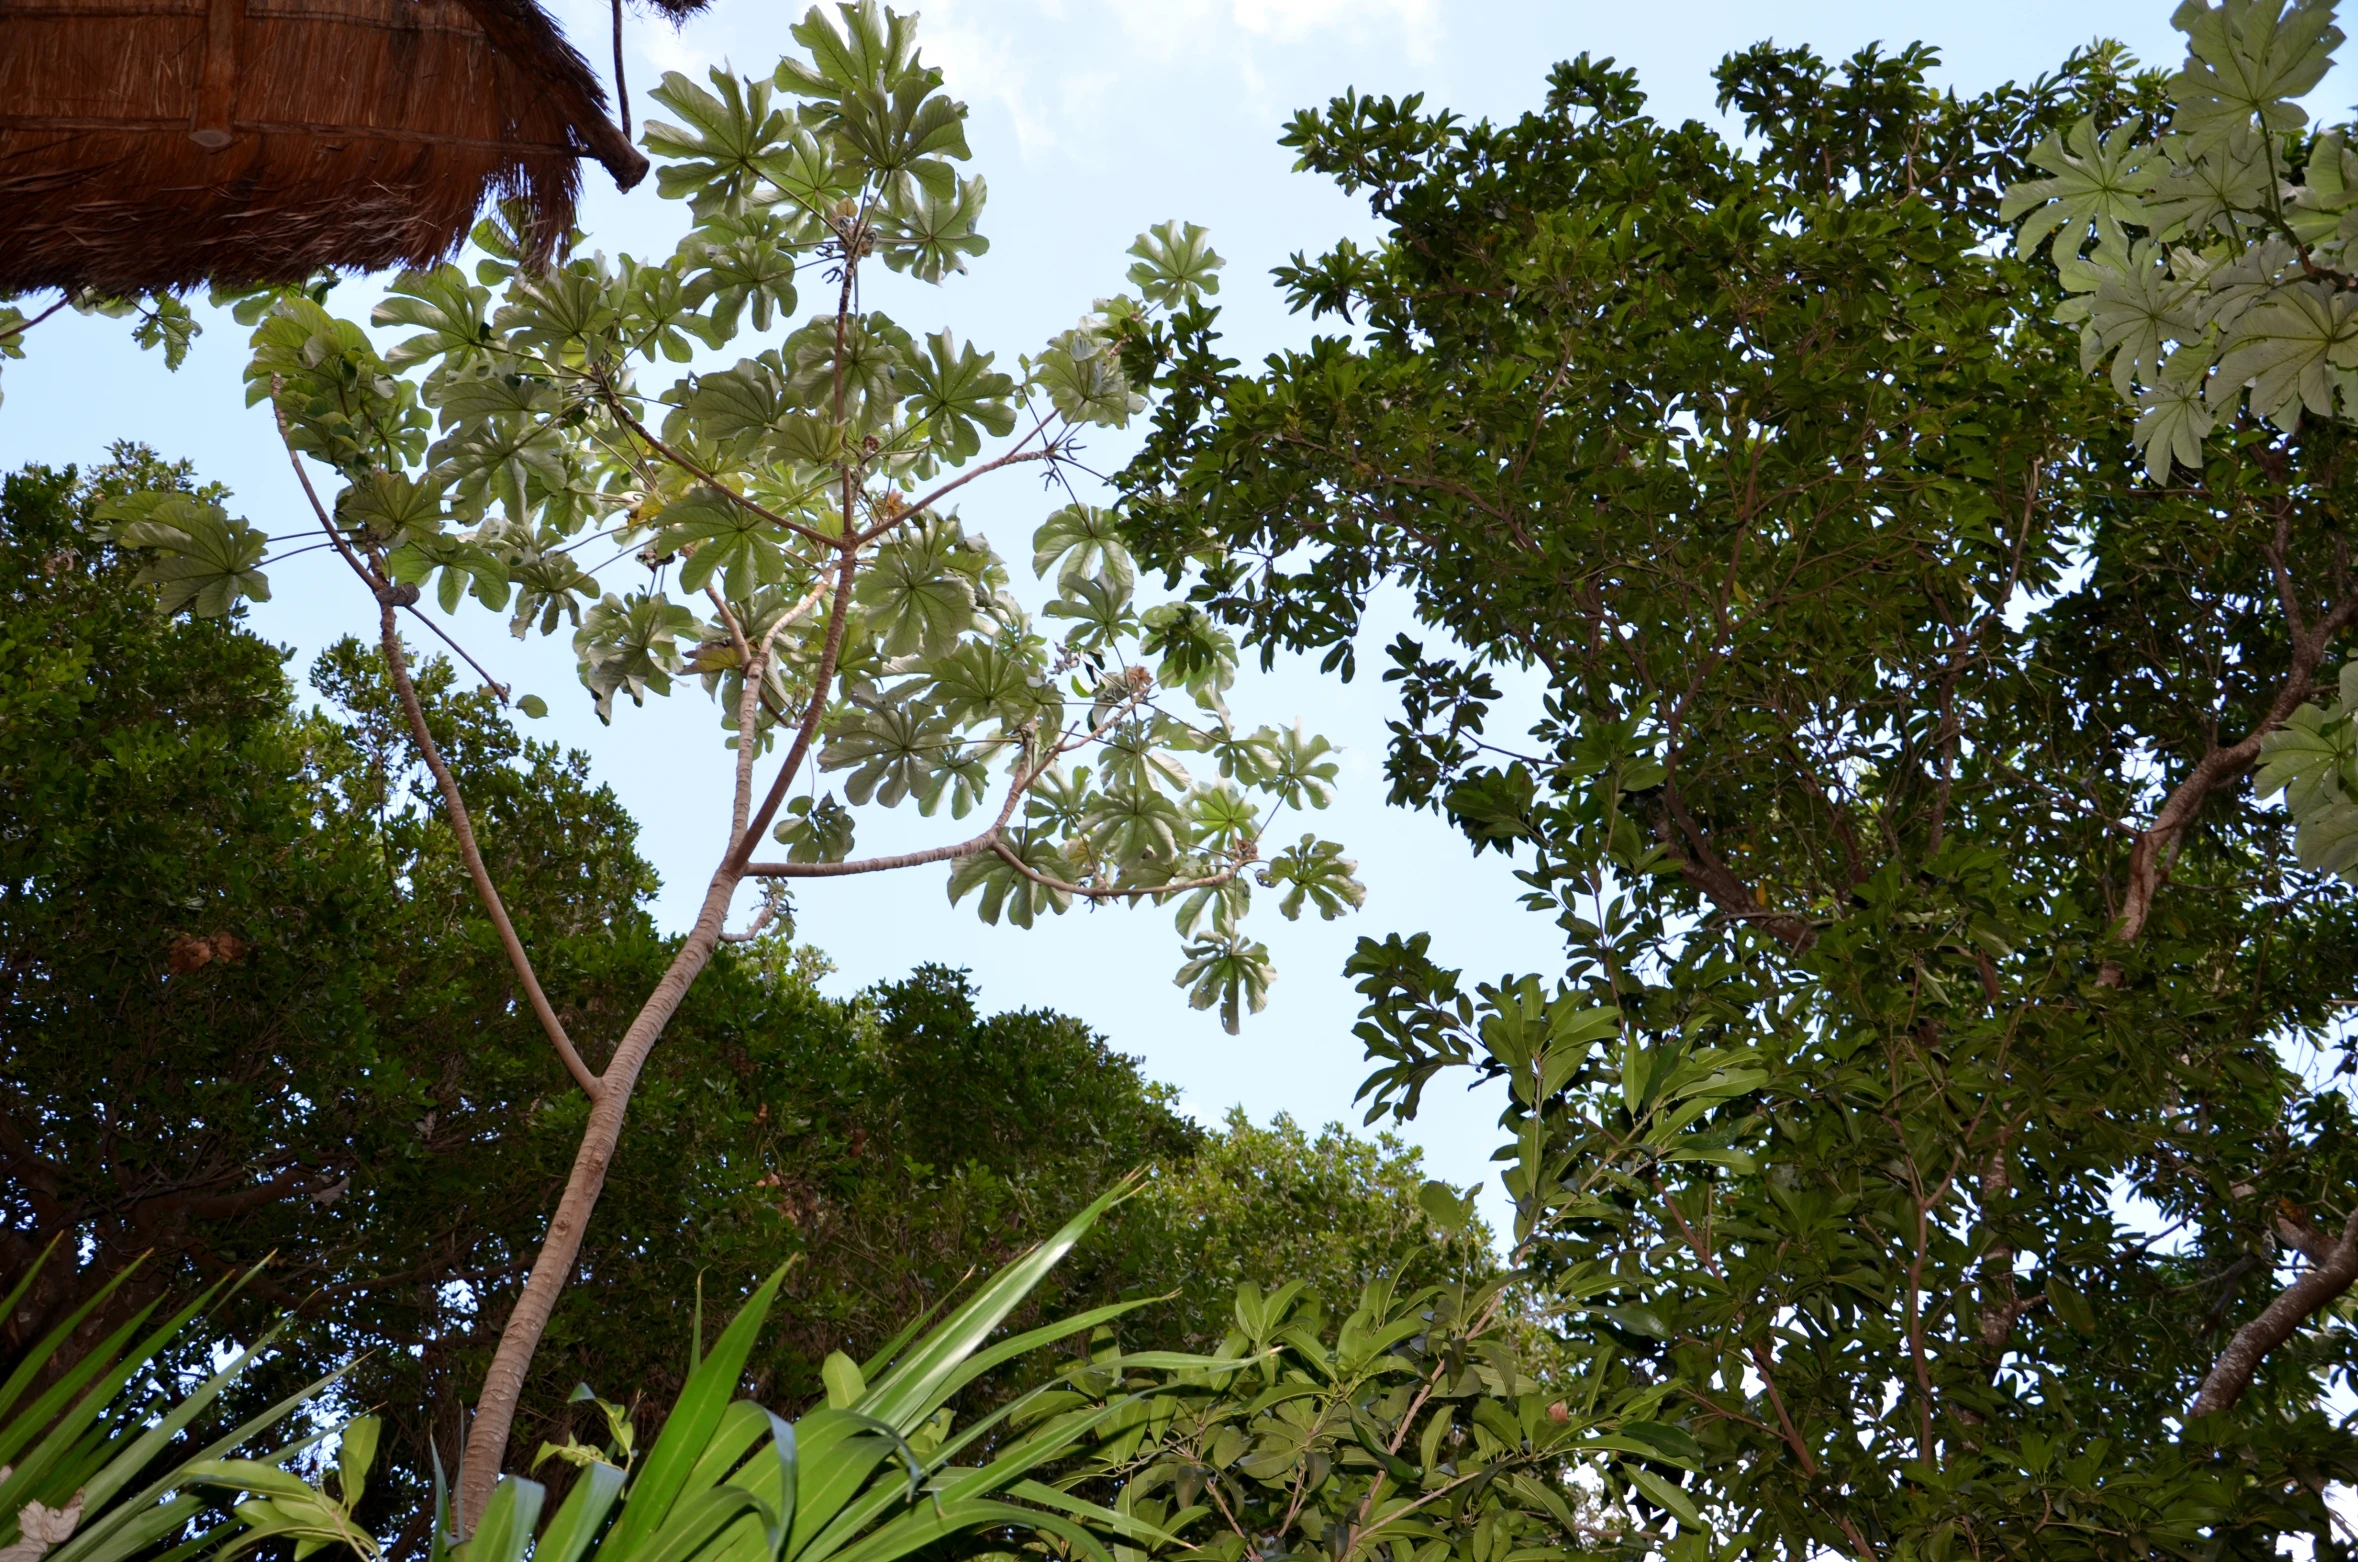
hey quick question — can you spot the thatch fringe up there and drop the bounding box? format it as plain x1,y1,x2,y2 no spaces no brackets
0,0,650,295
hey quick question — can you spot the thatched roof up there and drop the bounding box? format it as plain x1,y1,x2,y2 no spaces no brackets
0,0,658,295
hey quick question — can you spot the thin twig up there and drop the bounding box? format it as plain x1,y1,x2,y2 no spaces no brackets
374,605,603,1100
604,400,843,549
403,604,511,703
728,546,861,874
853,411,1063,545
0,296,71,344
1654,1175,1817,1477
719,900,780,944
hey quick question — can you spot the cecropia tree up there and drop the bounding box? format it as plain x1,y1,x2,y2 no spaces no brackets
98,0,1360,1527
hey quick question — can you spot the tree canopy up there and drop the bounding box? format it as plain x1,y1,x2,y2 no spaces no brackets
1117,12,2358,1556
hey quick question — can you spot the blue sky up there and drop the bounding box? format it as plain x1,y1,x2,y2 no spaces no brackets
1,0,2208,1225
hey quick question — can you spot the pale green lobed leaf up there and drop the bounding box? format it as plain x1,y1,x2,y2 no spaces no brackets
374,266,493,372
878,177,990,284
2208,277,2358,425
947,833,1075,928
94,493,271,618
855,514,991,658
574,591,703,720
2144,123,2277,240
1174,935,1274,1035
645,69,796,217
1259,835,1366,922
774,792,858,863
2169,0,2341,147
902,328,1015,462
1032,504,1134,596
2001,117,2158,259
1125,220,1226,307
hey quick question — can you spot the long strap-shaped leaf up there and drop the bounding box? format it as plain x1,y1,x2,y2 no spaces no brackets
915,1348,1221,1479
720,1411,795,1550
0,1256,151,1431
598,1262,790,1562
459,1475,546,1562
855,1185,1125,1433
795,1400,1130,1562
677,1402,779,1501
920,1295,1151,1415
853,1288,961,1385
622,1485,774,1562
535,1460,626,1562
49,1492,221,1562
71,1312,292,1517
1005,1480,1185,1548
1,1263,251,1509
0,1240,60,1341
51,1344,351,1562
820,1496,1112,1562
0,1307,161,1491
778,1411,893,1559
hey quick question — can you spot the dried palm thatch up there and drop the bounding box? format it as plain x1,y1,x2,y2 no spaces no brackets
0,0,663,296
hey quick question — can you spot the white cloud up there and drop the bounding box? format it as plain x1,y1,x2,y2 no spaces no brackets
910,0,1447,169
1231,0,1440,54
919,1,1074,156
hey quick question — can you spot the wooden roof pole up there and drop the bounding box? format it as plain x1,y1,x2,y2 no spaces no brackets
191,0,243,150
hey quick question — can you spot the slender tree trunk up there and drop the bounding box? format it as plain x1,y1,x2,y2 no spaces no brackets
454,870,735,1529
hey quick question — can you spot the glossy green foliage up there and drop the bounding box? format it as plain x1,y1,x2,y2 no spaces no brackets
1077,1113,1497,1356
1117,30,2358,1560
436,1195,1210,1562
1040,1274,1661,1562
0,451,401,1365
0,292,199,410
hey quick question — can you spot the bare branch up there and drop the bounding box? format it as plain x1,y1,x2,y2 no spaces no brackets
747,833,1001,879
744,721,1072,881
0,296,71,344
2277,1210,2339,1265
719,896,782,944
2109,563,2358,953
728,546,860,874
1656,777,1816,951
267,391,602,1100
708,587,768,842
852,411,1062,546
2191,1206,2358,1419
377,603,604,1099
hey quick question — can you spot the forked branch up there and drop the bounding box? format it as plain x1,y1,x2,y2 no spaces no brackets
2110,532,2358,950
987,839,1242,901
2190,1206,2358,1419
